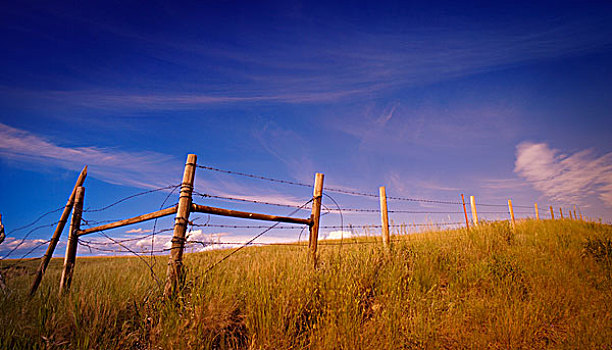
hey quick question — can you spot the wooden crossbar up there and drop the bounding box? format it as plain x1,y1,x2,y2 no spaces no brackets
78,206,178,236
191,203,311,226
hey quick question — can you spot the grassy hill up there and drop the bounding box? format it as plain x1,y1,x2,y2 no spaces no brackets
1,220,611,349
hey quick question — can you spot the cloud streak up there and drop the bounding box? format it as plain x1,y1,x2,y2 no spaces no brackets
5,11,612,109
0,122,180,189
514,142,612,207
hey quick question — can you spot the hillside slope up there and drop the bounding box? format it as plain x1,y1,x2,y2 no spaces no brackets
1,220,611,349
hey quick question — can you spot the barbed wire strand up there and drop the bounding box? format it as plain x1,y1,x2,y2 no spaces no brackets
150,184,182,271
196,165,464,205
83,184,181,213
0,239,51,272
4,207,64,235
94,228,163,290
199,198,313,276
1,221,60,260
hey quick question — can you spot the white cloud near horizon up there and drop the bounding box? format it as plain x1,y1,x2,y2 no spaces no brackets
321,230,353,240
514,142,612,207
125,228,152,234
0,122,181,189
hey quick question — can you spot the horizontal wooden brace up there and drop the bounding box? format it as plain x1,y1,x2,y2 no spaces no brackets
191,203,311,226
78,206,178,236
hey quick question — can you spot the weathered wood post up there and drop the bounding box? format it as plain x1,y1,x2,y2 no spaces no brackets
461,194,470,230
470,195,479,226
0,214,4,244
30,166,88,296
508,199,516,229
569,210,574,220
550,206,554,220
308,173,324,268
0,213,5,292
559,208,564,219
164,154,197,297
379,186,390,248
573,207,578,221
534,203,539,220
59,186,84,295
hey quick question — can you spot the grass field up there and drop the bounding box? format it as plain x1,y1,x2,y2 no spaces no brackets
1,220,611,349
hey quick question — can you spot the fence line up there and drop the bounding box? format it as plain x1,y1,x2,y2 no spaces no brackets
8,154,589,299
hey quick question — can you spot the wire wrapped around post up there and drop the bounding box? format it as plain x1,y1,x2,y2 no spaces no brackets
59,186,84,295
309,173,324,268
379,186,390,248
164,154,197,297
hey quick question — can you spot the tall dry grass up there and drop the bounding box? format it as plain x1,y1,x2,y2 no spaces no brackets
1,219,611,349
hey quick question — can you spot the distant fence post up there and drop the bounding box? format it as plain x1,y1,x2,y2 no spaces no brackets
461,194,470,230
508,199,516,229
470,196,479,226
569,210,574,220
534,203,539,220
559,208,564,219
578,209,583,221
573,207,578,221
30,166,88,296
164,154,197,297
59,186,84,295
550,206,554,220
379,186,390,248
309,173,324,268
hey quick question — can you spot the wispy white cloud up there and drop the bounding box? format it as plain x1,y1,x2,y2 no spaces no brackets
482,178,530,190
6,12,611,109
514,142,612,207
0,122,181,189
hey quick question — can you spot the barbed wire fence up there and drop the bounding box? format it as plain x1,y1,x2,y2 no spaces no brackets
2,158,586,297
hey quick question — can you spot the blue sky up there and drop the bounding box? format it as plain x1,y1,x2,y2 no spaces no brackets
1,0,611,257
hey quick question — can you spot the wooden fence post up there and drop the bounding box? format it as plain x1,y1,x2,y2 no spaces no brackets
59,186,84,295
534,203,539,220
470,196,479,226
461,194,470,230
30,166,87,296
569,210,573,220
550,206,554,220
578,209,583,221
309,173,324,268
164,154,197,297
379,186,390,248
573,207,578,221
508,199,516,229
559,208,564,219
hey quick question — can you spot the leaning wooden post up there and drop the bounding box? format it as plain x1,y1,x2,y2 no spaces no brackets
379,186,390,248
461,194,470,230
573,207,578,221
308,173,324,268
550,206,554,220
508,199,516,229
164,154,197,297
59,186,84,295
559,208,564,219
470,195,479,226
30,166,88,296
569,210,574,220
534,203,539,220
